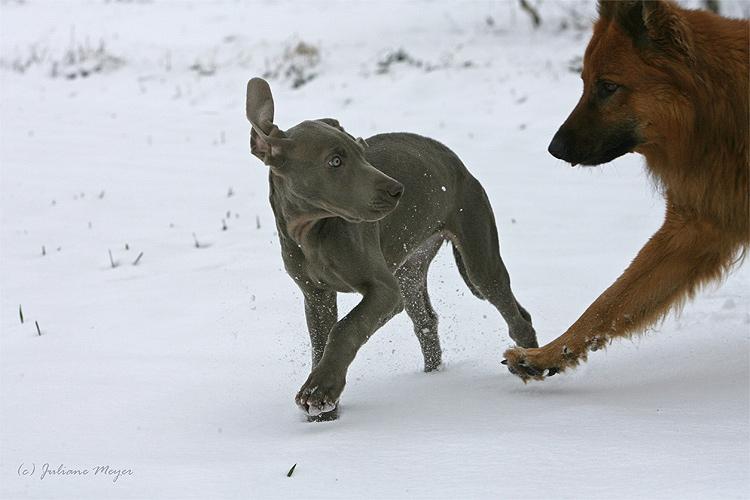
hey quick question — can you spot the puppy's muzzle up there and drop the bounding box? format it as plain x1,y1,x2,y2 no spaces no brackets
385,181,404,200
371,181,404,214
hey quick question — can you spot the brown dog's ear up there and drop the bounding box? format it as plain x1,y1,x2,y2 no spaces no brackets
246,78,292,166
597,0,618,18
599,0,694,62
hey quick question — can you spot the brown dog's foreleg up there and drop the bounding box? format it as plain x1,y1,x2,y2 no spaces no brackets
504,207,737,381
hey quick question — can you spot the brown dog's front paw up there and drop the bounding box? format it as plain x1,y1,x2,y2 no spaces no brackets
295,368,345,419
501,347,560,382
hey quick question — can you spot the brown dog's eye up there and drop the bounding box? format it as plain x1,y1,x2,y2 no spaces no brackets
599,81,619,95
328,156,342,168
595,80,620,100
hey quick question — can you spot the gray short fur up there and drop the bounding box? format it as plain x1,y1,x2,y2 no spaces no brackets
245,78,537,420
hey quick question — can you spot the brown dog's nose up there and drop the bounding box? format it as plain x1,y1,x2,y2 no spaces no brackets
548,131,569,161
387,181,404,199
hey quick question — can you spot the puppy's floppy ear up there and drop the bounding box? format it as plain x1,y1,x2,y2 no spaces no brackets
246,77,275,134
599,0,694,62
250,128,277,165
316,118,368,148
316,118,346,133
245,78,292,166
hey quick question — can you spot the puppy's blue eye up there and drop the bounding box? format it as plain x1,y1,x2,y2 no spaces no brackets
328,156,342,168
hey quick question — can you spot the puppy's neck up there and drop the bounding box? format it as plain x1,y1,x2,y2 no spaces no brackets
269,174,333,246
287,213,332,245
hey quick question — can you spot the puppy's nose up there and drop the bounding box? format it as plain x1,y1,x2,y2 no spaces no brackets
548,130,570,161
387,181,404,199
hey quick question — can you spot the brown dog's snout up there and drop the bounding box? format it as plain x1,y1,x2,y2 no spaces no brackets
548,128,574,162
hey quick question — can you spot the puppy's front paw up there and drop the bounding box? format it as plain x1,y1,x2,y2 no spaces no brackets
307,407,339,422
295,367,345,419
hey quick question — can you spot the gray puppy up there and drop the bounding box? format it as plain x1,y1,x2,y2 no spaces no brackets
245,78,537,420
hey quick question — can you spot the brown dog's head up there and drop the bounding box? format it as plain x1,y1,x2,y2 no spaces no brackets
549,0,696,166
245,78,404,223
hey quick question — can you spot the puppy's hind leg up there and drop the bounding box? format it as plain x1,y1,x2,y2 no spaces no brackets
396,238,443,372
447,179,538,349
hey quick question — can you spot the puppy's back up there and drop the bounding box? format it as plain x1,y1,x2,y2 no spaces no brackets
365,132,482,250
364,132,472,196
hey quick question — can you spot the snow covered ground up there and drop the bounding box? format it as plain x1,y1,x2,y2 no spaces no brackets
1,1,748,499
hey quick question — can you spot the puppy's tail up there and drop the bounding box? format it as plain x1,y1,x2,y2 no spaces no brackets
451,244,485,300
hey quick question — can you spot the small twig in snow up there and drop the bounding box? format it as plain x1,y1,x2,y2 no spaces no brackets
286,464,297,477
19,305,24,324
132,252,144,266
35,321,41,336
519,0,542,28
108,249,117,268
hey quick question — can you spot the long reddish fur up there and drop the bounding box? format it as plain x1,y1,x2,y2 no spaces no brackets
504,1,749,380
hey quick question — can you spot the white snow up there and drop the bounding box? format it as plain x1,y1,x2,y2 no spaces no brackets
1,1,748,499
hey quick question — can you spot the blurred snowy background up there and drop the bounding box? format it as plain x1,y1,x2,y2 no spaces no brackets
1,1,748,499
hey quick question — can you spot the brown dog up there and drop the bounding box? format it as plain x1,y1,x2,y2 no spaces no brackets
503,0,749,381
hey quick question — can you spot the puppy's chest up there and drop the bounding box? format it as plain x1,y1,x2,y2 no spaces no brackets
282,240,356,293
